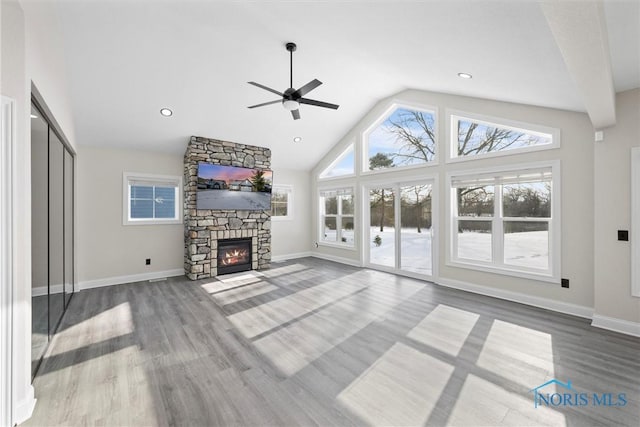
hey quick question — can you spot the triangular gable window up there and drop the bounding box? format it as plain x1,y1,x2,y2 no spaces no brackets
319,144,355,179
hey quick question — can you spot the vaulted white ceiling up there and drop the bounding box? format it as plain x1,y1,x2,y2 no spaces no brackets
36,0,640,169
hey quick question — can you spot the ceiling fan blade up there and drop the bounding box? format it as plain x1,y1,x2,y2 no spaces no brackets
299,98,339,110
291,109,300,120
292,79,322,98
247,100,281,109
248,81,284,97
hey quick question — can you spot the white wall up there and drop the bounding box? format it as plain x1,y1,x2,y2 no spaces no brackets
312,89,595,312
21,0,77,150
1,0,36,423
271,168,312,259
594,88,640,324
77,147,311,283
77,146,184,284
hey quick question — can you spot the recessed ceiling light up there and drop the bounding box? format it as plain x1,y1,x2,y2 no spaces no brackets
160,108,173,117
30,114,38,119
458,72,473,79
293,136,302,143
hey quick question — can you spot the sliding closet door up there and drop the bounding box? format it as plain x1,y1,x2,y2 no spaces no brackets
31,106,49,375
64,150,74,306
48,130,65,334
31,99,76,378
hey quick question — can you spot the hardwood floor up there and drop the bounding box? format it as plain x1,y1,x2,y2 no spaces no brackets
25,258,640,426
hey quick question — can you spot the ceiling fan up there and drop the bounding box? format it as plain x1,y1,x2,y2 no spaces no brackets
247,42,339,120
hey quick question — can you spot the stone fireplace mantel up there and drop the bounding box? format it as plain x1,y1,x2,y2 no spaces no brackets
184,136,271,280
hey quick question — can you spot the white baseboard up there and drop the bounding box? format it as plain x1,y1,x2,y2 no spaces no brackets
78,269,184,291
32,284,64,297
13,385,36,425
436,277,594,319
271,252,313,262
311,252,362,267
591,314,640,337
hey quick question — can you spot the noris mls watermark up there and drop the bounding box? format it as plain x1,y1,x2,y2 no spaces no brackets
530,379,627,408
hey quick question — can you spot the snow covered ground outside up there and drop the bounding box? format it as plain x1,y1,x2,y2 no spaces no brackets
456,230,548,269
323,227,549,273
197,189,271,210
370,228,432,275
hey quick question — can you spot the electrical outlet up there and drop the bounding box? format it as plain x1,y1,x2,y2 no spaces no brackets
145,258,151,265
618,230,629,241
561,278,569,288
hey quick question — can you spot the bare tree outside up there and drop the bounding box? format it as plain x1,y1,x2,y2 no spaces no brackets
369,153,394,231
456,119,551,157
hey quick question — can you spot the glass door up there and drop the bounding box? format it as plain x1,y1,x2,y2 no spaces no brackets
366,180,434,277
400,183,433,276
368,187,396,268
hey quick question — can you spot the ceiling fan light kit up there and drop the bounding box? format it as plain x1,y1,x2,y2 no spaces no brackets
247,42,339,120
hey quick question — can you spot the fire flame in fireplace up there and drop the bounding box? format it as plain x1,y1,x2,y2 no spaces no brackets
220,249,249,266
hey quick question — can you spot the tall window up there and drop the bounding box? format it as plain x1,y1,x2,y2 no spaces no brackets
320,188,354,247
271,185,293,220
450,163,558,280
365,106,437,172
123,173,181,225
450,112,558,161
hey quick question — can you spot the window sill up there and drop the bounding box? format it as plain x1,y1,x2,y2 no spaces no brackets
446,259,559,284
123,219,182,226
271,216,293,222
317,241,357,251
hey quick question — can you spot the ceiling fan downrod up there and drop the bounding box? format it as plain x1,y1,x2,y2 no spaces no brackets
286,42,296,89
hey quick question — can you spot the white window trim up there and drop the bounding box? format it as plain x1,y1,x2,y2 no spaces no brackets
123,172,182,225
318,143,356,180
362,101,439,175
446,160,561,284
446,109,561,164
318,187,356,249
271,184,293,221
632,147,640,297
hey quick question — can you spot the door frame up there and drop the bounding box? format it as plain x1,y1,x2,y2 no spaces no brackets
362,175,439,280
632,147,640,297
1,96,16,427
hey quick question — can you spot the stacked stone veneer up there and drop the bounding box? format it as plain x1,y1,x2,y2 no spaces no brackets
184,136,271,280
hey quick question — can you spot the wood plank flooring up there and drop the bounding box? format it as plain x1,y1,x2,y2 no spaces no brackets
25,258,640,426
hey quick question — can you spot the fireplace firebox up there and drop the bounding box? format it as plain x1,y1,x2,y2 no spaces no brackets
217,238,253,275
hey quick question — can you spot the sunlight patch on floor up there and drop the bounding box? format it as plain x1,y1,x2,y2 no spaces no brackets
407,304,480,356
211,281,278,305
338,342,453,426
227,274,368,339
50,302,134,355
447,374,566,426
477,320,555,388
201,272,264,294
261,262,310,277
253,279,424,376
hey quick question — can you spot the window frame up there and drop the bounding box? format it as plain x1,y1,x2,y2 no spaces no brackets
446,160,561,283
446,109,560,164
362,101,439,175
271,184,293,221
318,187,356,249
122,172,182,225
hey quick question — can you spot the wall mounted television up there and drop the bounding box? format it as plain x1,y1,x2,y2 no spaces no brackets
196,163,273,210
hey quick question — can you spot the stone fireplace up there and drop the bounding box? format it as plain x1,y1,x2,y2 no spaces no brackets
184,136,271,280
